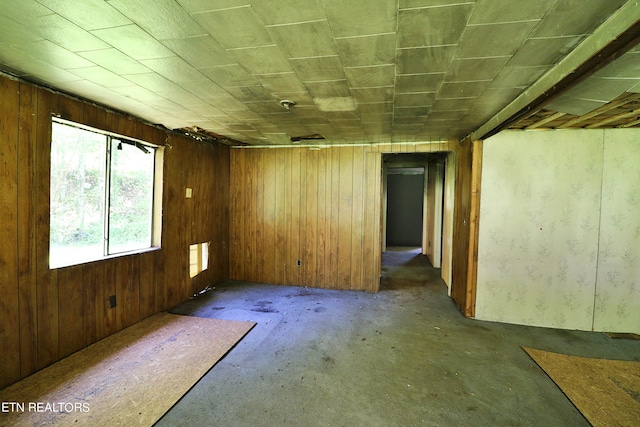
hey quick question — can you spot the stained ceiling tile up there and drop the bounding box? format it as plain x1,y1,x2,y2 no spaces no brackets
335,33,396,68
230,45,293,75
351,86,394,104
467,0,555,25
304,80,351,98
509,36,583,67
199,64,258,87
31,14,110,52
37,0,131,30
447,57,511,82
258,73,306,93
456,21,539,59
358,102,393,114
397,3,473,48
79,48,150,74
91,25,175,61
290,56,346,82
268,21,337,59
530,0,627,38
344,65,395,88
394,93,436,107
226,85,274,102
396,74,445,93
439,81,490,98
394,106,431,117
250,0,325,25
397,46,456,74
490,66,547,89
323,0,397,37
161,35,235,68
191,6,273,49
107,0,207,40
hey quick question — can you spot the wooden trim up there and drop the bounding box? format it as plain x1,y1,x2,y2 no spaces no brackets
466,140,483,317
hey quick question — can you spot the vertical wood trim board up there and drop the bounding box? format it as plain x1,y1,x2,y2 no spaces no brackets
0,74,231,389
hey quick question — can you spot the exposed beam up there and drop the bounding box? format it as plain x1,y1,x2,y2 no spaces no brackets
525,112,566,129
556,92,640,128
585,107,640,128
470,1,640,140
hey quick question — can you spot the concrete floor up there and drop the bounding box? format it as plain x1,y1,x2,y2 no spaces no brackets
159,248,639,426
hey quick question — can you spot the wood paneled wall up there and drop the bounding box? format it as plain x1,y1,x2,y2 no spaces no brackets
229,141,459,292
230,146,382,291
0,74,230,389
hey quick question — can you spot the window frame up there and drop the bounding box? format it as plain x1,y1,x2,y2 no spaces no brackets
49,117,163,269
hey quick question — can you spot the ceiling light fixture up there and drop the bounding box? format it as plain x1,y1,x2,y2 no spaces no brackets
279,99,296,111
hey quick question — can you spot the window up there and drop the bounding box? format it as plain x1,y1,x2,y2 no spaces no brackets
49,118,161,268
189,242,210,278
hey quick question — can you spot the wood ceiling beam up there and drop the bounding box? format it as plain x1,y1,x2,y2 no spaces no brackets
524,111,566,129
585,107,640,128
556,92,640,128
469,1,640,141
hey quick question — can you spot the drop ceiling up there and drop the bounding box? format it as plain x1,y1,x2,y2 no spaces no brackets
1,0,639,146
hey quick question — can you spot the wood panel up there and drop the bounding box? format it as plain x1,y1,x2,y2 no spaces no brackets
0,73,231,389
229,145,383,292
0,76,20,386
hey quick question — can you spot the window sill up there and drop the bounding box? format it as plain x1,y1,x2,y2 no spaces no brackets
50,246,162,270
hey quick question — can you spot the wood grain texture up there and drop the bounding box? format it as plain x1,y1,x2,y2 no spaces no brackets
229,146,383,292
0,74,231,389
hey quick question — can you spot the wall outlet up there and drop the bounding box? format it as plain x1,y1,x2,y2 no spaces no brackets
108,295,116,308
185,187,193,198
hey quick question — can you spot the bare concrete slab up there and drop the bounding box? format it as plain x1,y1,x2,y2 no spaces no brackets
161,248,640,426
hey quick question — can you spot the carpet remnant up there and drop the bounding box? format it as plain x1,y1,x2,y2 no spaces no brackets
0,312,255,426
523,346,640,427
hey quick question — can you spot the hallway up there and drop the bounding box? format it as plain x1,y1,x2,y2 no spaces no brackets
161,249,638,426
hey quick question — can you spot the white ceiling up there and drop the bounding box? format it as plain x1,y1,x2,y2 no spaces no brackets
0,0,638,145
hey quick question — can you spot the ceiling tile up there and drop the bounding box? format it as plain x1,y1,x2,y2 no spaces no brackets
397,3,473,48
335,33,396,68
359,102,393,114
290,56,346,82
531,0,627,38
22,40,95,69
258,73,306,93
447,57,511,82
91,25,175,61
508,36,583,67
268,21,337,58
230,45,293,75
323,0,397,37
191,6,273,49
199,64,258,87
0,15,45,45
250,0,325,25
226,85,274,102
161,35,235,68
67,66,133,88
396,74,445,93
544,97,607,116
490,66,547,89
140,56,209,83
304,80,351,98
79,48,150,74
467,0,555,24
175,0,249,13
344,65,395,88
397,46,456,74
439,81,490,98
351,87,394,104
394,92,436,107
31,14,110,52
456,21,539,59
594,51,640,79
37,0,131,30
108,0,207,40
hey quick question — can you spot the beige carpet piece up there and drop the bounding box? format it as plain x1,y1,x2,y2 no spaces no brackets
523,346,640,427
0,312,255,426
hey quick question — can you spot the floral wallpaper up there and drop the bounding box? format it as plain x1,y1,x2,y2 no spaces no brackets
475,130,604,331
593,129,640,333
475,129,640,333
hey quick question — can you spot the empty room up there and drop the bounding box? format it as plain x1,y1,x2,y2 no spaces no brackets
1,1,639,425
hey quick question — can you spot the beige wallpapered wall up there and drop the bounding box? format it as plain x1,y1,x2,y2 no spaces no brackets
475,129,640,333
